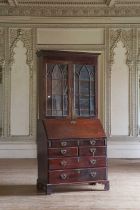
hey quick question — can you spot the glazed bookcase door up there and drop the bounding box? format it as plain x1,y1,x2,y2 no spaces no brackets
74,64,96,117
46,63,68,117
39,50,99,120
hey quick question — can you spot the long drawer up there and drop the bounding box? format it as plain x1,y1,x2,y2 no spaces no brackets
49,156,106,170
49,138,105,148
49,168,107,184
48,147,78,158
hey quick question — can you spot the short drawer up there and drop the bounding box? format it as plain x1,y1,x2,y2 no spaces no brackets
79,138,105,146
49,139,78,148
48,147,78,158
49,156,106,170
79,146,106,156
49,168,107,184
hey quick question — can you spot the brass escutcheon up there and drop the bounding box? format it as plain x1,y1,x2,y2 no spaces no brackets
90,171,97,178
60,149,67,155
90,148,96,154
60,173,67,180
61,141,67,147
60,160,67,167
90,139,96,145
90,159,96,165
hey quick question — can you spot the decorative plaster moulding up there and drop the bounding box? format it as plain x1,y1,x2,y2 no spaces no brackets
0,6,140,17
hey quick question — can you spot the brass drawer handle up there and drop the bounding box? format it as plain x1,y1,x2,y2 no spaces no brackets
60,160,67,167
90,140,96,145
90,171,97,178
60,149,67,155
60,173,67,180
90,159,96,165
90,148,96,154
61,141,67,147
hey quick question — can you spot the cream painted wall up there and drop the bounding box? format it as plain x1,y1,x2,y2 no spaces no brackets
37,28,104,45
10,40,30,136
111,41,129,135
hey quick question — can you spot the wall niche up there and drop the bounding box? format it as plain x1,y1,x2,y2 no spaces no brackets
10,40,30,136
111,41,129,135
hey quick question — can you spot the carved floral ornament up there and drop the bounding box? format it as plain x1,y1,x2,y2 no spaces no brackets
110,29,133,66
10,28,33,69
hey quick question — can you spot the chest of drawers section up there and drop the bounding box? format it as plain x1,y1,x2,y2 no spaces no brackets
48,138,109,189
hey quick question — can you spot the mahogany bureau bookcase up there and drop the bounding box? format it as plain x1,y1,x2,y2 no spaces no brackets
37,50,109,194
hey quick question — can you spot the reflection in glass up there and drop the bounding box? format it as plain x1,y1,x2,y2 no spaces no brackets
74,64,95,117
47,64,68,116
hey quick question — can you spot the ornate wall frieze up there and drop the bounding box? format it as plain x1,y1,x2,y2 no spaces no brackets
9,28,34,137
0,6,140,17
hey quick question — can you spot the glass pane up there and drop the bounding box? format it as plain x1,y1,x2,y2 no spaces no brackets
46,64,68,117
80,66,90,80
80,81,90,95
74,64,96,117
80,109,89,116
0,66,2,135
80,96,89,109
90,81,95,96
90,96,95,114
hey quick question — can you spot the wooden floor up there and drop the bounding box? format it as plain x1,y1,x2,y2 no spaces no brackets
0,159,140,210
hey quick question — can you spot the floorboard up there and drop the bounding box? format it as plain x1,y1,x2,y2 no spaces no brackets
0,159,140,210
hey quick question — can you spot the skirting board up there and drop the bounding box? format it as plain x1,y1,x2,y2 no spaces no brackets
108,136,140,158
0,137,140,158
0,142,37,158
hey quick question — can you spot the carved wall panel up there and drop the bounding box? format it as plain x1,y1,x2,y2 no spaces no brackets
137,29,140,135
9,28,34,136
111,41,129,135
108,28,137,136
0,28,5,137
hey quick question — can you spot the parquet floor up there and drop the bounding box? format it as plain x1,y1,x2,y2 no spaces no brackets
0,159,140,210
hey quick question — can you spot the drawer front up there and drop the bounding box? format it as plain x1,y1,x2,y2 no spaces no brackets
79,146,106,156
79,138,105,146
48,147,78,158
49,156,106,170
49,140,78,148
49,168,106,184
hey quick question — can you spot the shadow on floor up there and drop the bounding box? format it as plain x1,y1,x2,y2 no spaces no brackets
0,184,104,196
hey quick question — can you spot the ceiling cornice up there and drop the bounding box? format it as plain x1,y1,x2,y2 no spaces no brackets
1,0,140,7
0,6,140,17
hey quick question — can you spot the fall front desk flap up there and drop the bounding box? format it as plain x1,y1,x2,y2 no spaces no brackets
43,118,106,140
